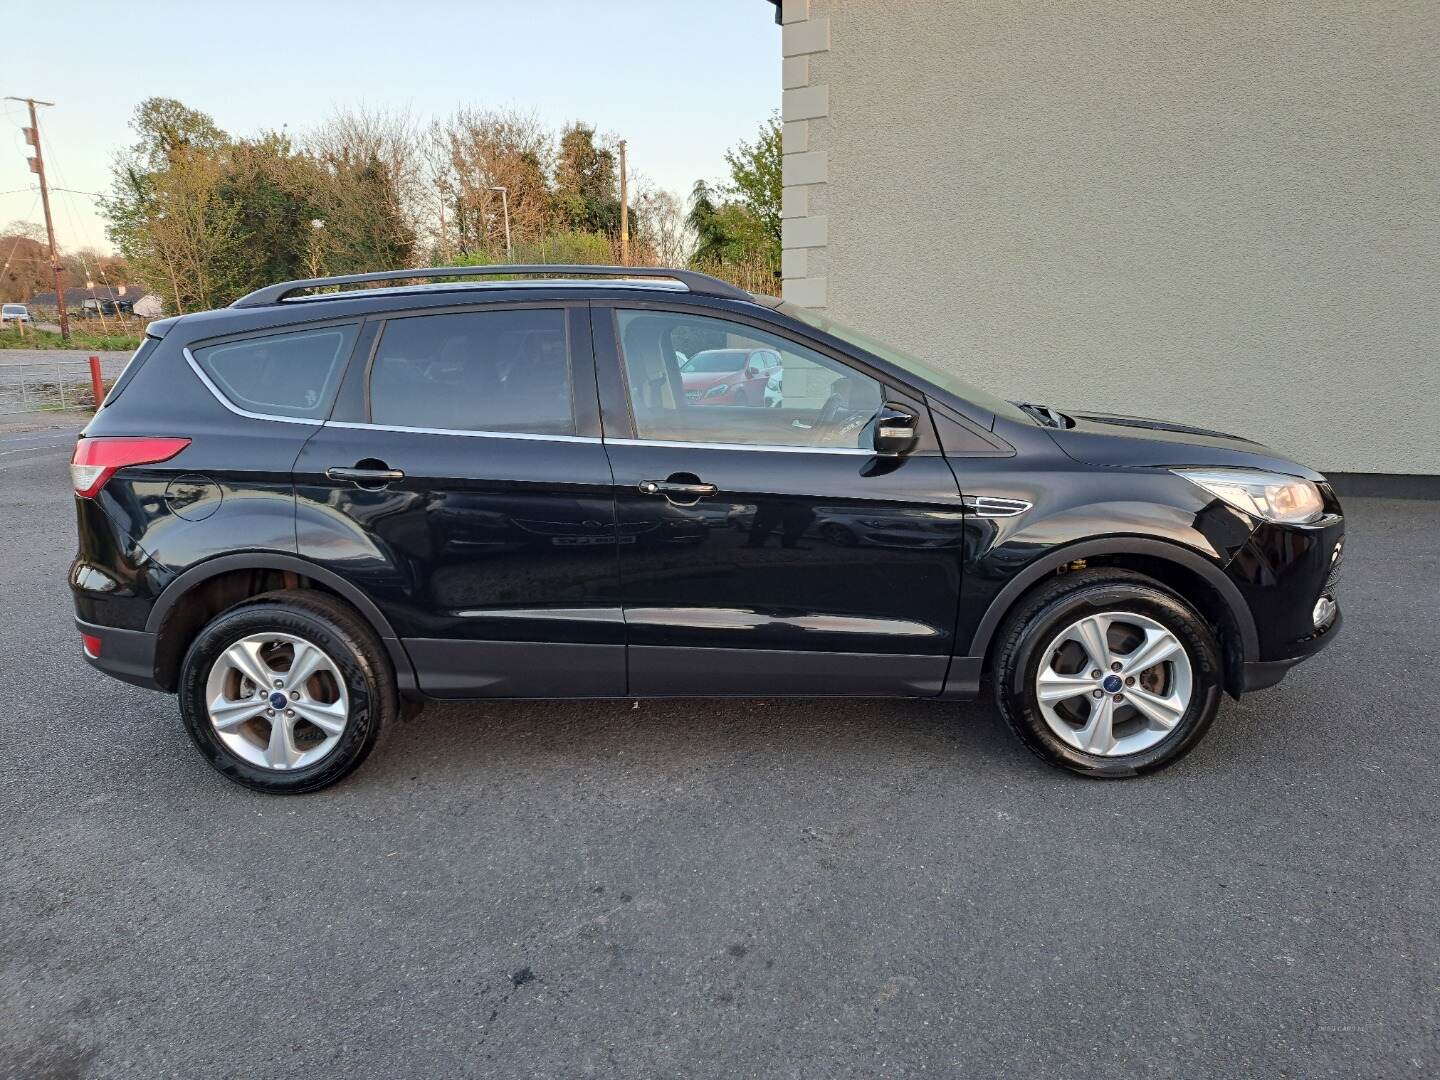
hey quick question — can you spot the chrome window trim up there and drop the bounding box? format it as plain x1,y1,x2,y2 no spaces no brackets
182,347,324,426
603,436,874,456
324,420,601,444
319,422,873,455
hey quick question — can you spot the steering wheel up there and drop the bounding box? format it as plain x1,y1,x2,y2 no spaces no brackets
810,380,874,448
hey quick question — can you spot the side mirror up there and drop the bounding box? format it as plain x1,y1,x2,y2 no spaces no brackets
873,405,918,456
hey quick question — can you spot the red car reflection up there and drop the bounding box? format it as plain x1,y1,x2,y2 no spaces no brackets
680,348,782,408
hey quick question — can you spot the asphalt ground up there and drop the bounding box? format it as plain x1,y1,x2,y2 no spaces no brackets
2,427,1436,1079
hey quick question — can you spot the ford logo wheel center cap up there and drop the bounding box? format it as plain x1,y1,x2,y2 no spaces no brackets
1101,674,1123,694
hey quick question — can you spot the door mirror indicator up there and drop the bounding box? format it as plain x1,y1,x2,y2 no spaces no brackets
873,406,918,457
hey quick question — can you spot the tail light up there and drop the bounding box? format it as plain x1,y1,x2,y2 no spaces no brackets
81,633,102,658
70,436,190,498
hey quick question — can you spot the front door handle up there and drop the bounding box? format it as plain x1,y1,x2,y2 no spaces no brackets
639,479,718,499
327,466,405,485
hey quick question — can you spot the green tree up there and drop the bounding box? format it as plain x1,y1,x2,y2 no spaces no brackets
103,99,418,312
686,180,772,268
553,123,620,234
126,97,228,172
724,112,782,263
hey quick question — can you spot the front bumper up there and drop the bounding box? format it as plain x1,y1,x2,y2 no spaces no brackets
1239,607,1342,692
1224,487,1345,693
76,618,162,691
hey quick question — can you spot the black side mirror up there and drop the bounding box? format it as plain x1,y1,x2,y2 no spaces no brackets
873,405,918,456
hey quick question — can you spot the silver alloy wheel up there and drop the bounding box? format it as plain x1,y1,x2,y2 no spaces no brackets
1034,611,1192,757
204,632,349,771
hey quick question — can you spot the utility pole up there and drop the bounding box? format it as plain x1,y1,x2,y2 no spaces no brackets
618,139,629,266
488,186,512,262
7,96,68,341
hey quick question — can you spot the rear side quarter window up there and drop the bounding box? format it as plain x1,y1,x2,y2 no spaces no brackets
190,324,358,419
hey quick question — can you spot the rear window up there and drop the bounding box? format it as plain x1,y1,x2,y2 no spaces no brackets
191,324,357,419
100,336,161,406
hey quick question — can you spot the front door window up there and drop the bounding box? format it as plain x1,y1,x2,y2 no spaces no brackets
615,309,884,449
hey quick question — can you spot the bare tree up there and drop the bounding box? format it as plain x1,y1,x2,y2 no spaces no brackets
439,108,554,257
0,221,50,302
308,105,425,262
141,147,238,312
632,182,693,268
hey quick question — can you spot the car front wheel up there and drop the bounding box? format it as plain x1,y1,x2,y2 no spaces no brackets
178,590,397,793
992,569,1223,778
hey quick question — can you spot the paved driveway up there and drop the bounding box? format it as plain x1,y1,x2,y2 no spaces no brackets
1,430,1436,1079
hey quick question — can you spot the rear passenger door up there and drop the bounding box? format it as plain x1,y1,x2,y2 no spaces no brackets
295,302,623,697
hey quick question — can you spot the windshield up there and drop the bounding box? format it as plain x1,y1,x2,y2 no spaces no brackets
680,350,747,374
779,305,1032,425
2,305,24,314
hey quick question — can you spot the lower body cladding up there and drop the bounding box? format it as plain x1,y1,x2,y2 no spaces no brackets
76,618,158,690
401,639,956,698
1239,608,1343,691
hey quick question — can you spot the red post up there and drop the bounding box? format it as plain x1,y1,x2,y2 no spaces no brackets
88,355,105,408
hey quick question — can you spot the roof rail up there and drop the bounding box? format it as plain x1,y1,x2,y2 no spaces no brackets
230,264,753,308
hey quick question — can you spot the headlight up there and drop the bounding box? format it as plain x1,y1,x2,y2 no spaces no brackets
1174,468,1324,524
703,383,730,398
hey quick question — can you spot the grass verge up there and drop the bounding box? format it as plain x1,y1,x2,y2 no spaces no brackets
0,326,143,351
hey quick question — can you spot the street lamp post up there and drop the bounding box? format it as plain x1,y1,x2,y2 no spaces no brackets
488,186,512,261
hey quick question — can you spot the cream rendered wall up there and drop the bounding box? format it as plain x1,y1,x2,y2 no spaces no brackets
780,0,1440,474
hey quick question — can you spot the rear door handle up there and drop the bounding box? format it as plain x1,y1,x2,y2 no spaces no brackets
639,479,717,498
326,466,405,484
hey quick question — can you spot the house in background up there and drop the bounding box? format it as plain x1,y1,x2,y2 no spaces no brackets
29,284,162,319
767,1,1439,476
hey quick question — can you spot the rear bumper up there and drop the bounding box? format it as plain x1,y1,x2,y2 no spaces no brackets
1239,607,1342,692
76,618,162,691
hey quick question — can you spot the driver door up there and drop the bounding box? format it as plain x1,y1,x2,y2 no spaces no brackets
594,302,968,696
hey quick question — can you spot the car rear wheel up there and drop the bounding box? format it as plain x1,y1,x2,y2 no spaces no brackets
178,590,397,793
992,569,1223,778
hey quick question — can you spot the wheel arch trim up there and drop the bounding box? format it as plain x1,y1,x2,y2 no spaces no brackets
964,536,1259,664
144,552,417,689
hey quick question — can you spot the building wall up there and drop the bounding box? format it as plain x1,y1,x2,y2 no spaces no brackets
780,0,1440,475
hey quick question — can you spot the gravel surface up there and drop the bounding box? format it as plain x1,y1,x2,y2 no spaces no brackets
1,431,1436,1079
0,349,133,369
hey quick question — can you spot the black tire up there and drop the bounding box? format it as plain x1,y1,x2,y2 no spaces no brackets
992,569,1223,778
178,590,398,793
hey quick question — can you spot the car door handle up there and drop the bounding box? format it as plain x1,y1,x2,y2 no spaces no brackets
326,466,405,484
639,479,717,498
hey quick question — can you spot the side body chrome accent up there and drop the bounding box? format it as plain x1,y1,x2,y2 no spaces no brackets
962,495,1033,518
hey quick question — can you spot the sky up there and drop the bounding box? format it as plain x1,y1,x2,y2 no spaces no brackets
0,0,779,255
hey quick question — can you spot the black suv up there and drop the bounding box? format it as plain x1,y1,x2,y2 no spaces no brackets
70,265,1344,792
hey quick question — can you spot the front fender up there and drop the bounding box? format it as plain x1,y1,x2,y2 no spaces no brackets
948,462,1261,670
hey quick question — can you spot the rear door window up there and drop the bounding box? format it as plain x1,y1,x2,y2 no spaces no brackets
367,308,574,435
192,324,357,419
